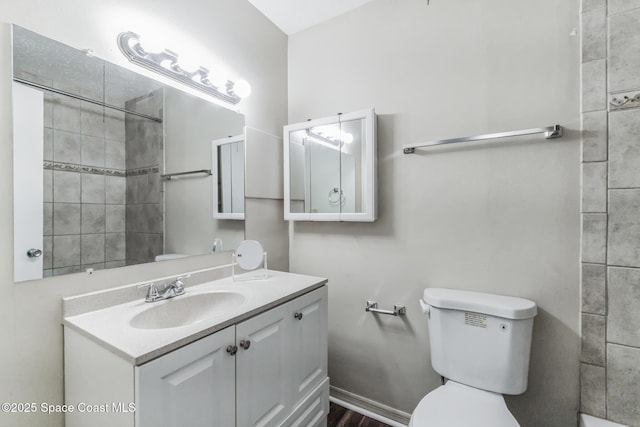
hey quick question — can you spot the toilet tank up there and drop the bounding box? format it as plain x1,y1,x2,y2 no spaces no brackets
422,288,537,395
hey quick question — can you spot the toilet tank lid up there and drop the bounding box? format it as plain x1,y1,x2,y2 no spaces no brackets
423,288,537,320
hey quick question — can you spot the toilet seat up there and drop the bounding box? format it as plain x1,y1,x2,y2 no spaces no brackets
409,381,519,427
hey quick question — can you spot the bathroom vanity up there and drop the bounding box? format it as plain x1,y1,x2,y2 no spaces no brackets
62,270,328,427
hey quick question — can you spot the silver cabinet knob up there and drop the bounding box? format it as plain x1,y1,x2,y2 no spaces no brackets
294,312,303,320
27,248,42,258
239,340,251,350
226,345,238,356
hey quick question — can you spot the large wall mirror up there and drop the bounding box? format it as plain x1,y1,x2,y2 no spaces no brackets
12,25,245,282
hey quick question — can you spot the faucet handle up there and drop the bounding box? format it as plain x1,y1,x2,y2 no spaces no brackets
137,282,161,302
172,274,191,293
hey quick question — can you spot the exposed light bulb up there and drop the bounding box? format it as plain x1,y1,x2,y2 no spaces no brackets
342,133,354,144
232,79,251,98
210,74,229,90
176,54,201,73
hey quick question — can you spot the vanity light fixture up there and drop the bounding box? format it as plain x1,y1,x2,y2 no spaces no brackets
306,126,354,148
117,31,251,105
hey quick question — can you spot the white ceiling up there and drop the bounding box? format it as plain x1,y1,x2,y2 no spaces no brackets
247,0,376,35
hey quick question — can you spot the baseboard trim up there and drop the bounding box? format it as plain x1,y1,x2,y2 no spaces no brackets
329,385,411,427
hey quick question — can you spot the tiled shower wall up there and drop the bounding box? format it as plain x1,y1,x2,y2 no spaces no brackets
35,76,164,275
124,90,164,265
581,0,640,425
41,79,128,276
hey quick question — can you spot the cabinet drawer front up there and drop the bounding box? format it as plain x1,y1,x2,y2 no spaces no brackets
135,327,236,427
288,286,328,406
281,378,329,427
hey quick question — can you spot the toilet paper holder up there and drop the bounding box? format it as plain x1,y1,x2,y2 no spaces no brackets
366,300,407,316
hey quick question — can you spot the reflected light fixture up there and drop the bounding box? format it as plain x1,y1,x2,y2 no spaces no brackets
307,125,353,146
117,31,251,105
305,129,353,152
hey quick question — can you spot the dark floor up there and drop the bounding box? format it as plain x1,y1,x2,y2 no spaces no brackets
327,402,393,427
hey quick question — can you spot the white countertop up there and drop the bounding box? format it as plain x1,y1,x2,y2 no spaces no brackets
63,270,327,365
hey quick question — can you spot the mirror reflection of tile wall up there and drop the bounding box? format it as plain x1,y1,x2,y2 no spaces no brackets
29,70,165,277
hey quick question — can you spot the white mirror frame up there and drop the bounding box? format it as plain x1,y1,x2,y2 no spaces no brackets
212,134,245,220
283,107,377,222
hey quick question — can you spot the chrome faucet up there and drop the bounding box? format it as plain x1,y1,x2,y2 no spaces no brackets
138,274,190,303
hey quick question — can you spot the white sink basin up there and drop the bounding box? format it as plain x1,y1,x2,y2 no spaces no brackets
129,291,246,330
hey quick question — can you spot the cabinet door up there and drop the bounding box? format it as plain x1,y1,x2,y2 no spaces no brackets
236,304,289,427
287,286,328,407
136,326,235,427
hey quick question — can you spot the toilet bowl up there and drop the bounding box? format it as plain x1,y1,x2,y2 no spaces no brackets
409,381,518,427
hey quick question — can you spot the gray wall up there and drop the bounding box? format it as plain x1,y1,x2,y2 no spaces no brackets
0,1,287,426
163,87,245,256
288,1,581,426
580,0,640,425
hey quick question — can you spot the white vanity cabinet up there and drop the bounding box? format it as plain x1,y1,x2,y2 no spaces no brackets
64,285,328,427
136,326,236,427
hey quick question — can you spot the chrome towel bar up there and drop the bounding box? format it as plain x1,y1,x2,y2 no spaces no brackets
161,169,212,181
366,300,407,316
403,124,563,154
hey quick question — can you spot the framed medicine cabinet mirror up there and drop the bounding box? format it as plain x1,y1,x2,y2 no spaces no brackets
284,108,377,222
212,135,245,220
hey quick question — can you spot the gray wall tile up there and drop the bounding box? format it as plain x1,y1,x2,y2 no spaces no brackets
580,363,606,418
81,173,105,203
43,95,53,129
582,111,608,162
582,214,608,263
53,130,81,164
607,344,640,425
53,203,80,235
53,266,82,276
582,60,607,112
104,110,125,142
609,0,640,17
583,9,607,62
52,171,80,203
581,314,606,365
608,267,640,346
608,190,640,266
582,162,608,212
105,139,125,170
81,135,105,168
106,176,126,204
105,205,125,232
609,109,640,188
43,128,53,161
583,0,607,12
43,236,52,270
80,234,105,265
609,8,640,92
80,101,105,138
81,204,105,234
106,260,126,269
52,235,80,268
582,263,607,315
52,95,81,133
43,203,53,236
43,169,53,203
106,233,126,262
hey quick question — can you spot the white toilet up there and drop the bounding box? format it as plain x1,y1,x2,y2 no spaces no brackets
410,288,537,427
